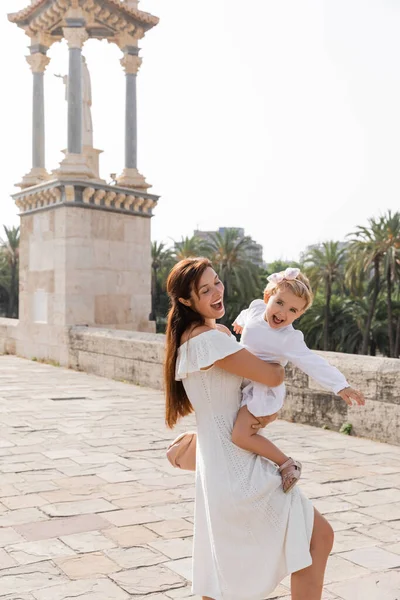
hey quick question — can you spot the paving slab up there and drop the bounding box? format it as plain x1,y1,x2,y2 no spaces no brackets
0,355,399,599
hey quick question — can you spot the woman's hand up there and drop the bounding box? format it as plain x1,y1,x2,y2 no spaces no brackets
338,387,365,406
232,321,243,335
251,412,278,430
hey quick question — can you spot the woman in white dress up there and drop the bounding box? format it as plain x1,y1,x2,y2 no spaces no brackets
164,257,334,600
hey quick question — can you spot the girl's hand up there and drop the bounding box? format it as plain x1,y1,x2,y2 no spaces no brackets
232,321,243,335
252,413,278,429
338,387,365,406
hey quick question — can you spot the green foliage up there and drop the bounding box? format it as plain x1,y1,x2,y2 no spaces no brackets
0,225,20,318
152,214,399,356
340,422,353,435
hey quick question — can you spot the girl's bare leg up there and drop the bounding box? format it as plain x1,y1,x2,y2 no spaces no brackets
232,406,287,465
291,509,334,600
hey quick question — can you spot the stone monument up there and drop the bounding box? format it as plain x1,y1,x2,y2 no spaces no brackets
56,55,102,178
8,0,159,364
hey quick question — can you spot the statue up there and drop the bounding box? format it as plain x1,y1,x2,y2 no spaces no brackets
56,55,93,147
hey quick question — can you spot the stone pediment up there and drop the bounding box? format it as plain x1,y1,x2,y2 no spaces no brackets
8,0,159,42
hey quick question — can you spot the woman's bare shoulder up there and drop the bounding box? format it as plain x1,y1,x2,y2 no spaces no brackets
180,324,213,345
216,324,232,337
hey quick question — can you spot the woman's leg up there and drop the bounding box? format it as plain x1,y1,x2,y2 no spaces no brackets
291,509,334,600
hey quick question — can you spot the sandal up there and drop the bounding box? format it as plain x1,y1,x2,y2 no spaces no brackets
279,457,302,493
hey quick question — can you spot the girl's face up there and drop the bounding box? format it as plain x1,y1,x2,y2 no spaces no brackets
181,267,225,320
265,287,306,329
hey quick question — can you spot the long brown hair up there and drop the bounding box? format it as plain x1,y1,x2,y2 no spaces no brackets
164,257,212,428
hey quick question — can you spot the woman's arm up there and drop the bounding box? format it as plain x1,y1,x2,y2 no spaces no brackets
215,348,284,387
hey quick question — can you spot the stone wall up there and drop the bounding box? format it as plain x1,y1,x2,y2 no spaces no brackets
0,318,18,355
68,326,165,389
67,327,400,446
1,322,399,445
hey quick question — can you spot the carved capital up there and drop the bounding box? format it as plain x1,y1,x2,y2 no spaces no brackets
26,53,50,73
120,54,142,75
63,27,88,49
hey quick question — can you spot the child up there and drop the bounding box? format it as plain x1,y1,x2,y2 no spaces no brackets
231,267,365,493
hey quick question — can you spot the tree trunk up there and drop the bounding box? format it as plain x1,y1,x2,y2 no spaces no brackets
395,314,400,358
150,266,157,322
323,281,331,351
361,257,380,355
387,269,394,358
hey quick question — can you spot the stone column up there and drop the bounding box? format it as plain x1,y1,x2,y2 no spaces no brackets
117,49,149,190
55,26,96,179
65,29,85,154
18,52,50,189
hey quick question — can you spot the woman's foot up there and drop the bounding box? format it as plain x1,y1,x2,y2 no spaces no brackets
279,457,302,493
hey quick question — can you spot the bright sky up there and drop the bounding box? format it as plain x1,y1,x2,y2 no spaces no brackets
1,0,400,262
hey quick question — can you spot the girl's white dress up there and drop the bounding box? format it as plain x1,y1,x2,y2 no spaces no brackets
176,329,314,600
235,300,349,417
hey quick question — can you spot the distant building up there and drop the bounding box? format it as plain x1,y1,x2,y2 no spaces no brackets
194,227,264,267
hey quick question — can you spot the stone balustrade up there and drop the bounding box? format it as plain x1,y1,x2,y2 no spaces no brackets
1,320,399,445
68,327,400,446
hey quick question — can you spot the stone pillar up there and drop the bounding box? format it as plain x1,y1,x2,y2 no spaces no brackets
66,32,84,154
117,47,150,190
18,51,50,189
55,26,96,179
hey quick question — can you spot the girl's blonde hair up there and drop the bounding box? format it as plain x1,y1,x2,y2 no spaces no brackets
264,270,313,310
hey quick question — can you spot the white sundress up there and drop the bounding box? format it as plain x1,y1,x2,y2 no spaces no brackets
176,329,314,600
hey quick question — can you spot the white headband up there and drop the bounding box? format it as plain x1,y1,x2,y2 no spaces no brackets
267,267,301,285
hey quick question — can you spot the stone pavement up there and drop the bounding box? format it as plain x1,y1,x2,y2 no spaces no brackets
0,356,399,600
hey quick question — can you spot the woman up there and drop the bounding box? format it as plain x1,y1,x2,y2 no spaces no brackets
165,257,334,600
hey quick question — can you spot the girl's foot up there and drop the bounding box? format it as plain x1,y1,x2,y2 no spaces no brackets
279,457,302,493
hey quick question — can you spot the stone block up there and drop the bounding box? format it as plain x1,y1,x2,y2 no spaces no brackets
32,578,130,600
339,546,400,570
94,294,132,326
55,552,119,579
106,545,166,569
109,564,186,594
60,531,116,553
6,539,75,565
65,294,95,326
326,570,400,600
103,524,159,547
14,514,111,541
0,561,68,596
65,207,92,239
348,398,400,445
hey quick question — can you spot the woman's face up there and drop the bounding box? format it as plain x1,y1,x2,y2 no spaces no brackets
183,267,225,320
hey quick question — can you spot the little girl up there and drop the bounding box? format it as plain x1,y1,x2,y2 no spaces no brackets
231,267,365,493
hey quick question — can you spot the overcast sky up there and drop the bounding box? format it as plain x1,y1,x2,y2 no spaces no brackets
1,0,400,262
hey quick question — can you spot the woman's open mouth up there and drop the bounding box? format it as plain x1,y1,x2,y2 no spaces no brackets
211,300,223,311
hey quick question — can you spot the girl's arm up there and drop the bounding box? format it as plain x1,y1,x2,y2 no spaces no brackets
215,348,284,388
287,331,365,405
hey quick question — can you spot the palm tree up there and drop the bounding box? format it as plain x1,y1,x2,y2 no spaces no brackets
201,228,261,323
303,241,346,351
380,211,400,357
0,226,20,318
173,236,202,261
150,241,174,323
347,211,400,357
